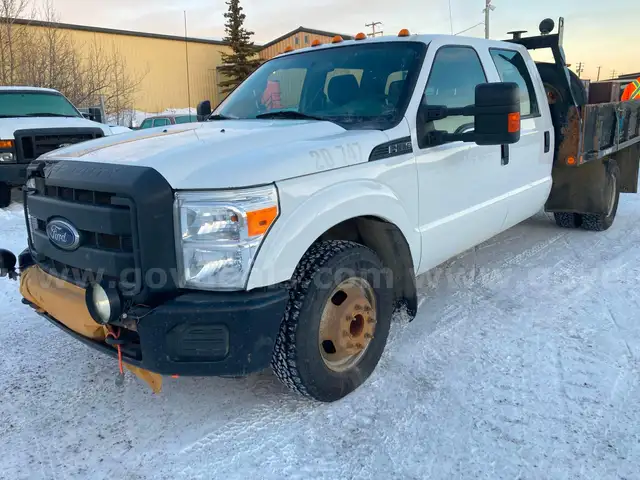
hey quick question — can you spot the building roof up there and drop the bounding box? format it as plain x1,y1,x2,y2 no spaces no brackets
260,27,354,49
617,72,640,80
3,17,235,46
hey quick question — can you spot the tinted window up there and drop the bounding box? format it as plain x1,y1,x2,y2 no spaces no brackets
0,92,80,118
175,115,196,124
153,118,170,127
421,46,487,140
490,49,539,116
140,119,153,129
215,42,426,130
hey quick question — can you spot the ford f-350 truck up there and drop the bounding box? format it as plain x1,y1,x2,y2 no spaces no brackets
0,87,126,208
1,19,639,402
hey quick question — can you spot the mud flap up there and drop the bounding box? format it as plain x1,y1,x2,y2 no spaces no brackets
19,266,163,393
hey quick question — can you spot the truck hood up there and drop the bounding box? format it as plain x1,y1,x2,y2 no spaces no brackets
0,117,113,139
41,120,390,189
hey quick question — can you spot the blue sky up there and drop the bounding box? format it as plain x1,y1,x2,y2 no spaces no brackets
40,0,638,80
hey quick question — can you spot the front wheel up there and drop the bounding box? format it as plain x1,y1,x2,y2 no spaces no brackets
271,240,393,402
0,183,11,208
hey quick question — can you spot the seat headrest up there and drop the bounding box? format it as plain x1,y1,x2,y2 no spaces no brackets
328,75,360,107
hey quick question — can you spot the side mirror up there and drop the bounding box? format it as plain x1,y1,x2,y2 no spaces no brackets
196,100,212,121
81,113,92,120
420,82,521,146
473,82,521,146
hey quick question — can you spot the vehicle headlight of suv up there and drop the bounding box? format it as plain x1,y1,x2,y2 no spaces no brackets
174,185,279,290
0,139,15,163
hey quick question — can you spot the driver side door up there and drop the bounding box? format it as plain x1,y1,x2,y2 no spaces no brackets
414,44,508,275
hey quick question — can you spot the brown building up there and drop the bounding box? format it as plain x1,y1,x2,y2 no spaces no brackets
259,27,354,60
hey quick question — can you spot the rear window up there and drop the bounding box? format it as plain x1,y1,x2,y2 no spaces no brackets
490,49,539,117
175,115,196,124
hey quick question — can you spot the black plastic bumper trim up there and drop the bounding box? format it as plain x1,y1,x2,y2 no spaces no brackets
0,164,27,185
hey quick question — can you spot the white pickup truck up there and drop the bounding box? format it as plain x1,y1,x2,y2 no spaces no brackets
0,86,127,207
1,19,639,402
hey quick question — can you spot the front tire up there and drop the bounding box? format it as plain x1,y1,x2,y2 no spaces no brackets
0,183,11,208
581,160,621,231
271,240,393,402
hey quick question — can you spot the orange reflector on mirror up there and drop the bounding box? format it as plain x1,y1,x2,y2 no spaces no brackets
247,206,278,237
332,35,343,43
508,112,520,133
355,32,367,40
398,29,410,37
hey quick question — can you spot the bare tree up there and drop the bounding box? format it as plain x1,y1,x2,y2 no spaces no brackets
0,0,148,125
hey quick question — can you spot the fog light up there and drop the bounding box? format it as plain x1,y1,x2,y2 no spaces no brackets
86,281,122,325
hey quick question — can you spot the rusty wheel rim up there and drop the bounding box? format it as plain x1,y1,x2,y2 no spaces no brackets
318,277,377,372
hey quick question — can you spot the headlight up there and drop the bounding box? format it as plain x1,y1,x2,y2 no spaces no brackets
174,185,279,290
0,152,15,163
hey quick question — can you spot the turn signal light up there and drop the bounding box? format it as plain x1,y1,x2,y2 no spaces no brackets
398,29,410,37
507,112,521,133
311,39,322,47
247,206,278,237
567,156,577,166
0,140,14,149
355,32,367,40
284,46,294,52
332,35,343,43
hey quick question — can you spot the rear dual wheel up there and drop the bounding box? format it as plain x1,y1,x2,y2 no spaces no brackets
271,240,393,402
553,160,620,232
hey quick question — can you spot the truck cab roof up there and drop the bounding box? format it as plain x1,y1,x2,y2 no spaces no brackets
0,86,62,94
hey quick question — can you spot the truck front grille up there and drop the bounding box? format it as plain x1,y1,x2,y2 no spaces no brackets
14,128,104,163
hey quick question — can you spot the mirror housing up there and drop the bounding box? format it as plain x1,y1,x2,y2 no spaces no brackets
420,82,521,147
196,100,212,121
473,82,521,145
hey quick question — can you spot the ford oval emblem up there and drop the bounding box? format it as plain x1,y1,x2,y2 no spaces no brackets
46,218,81,251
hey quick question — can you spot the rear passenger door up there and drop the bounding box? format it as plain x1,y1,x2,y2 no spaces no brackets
488,48,554,227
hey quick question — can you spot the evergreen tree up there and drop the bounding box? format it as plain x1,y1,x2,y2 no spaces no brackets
218,0,261,93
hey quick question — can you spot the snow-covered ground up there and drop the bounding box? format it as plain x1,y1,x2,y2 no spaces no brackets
1,195,639,479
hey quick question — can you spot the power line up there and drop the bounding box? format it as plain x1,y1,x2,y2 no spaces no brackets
455,22,485,36
365,21,383,37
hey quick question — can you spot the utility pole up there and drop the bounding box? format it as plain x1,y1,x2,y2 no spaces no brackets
596,66,601,82
575,62,584,78
611,69,617,80
365,21,383,37
483,0,495,39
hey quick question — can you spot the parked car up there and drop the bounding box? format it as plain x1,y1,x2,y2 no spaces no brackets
0,86,126,208
2,18,640,402
138,114,197,129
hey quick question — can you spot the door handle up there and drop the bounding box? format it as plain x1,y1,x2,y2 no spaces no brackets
501,144,509,166
544,131,551,153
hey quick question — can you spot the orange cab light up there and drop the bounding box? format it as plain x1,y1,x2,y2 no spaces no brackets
247,206,278,237
171,375,180,379
332,35,344,43
398,28,410,37
355,32,367,40
507,112,521,133
311,39,322,47
0,140,14,149
284,46,294,53
567,156,577,166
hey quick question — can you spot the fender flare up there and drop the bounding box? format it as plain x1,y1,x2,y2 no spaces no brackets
247,180,421,290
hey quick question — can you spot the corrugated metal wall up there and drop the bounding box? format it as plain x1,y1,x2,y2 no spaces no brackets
260,33,337,60
24,25,233,113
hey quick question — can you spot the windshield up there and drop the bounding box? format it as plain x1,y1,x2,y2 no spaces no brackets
214,42,427,130
0,91,81,118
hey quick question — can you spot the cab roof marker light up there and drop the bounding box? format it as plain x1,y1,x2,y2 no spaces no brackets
398,28,410,37
355,32,367,40
284,46,294,53
311,39,322,47
331,35,343,44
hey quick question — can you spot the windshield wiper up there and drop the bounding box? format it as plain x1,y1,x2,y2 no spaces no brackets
207,114,235,121
255,111,325,121
24,113,78,117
